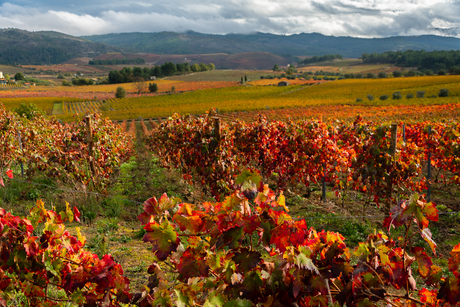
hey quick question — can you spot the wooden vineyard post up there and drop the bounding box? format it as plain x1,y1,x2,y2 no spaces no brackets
402,123,406,143
390,123,398,158
427,126,432,202
212,117,221,142
17,132,24,177
322,163,327,203
85,115,96,176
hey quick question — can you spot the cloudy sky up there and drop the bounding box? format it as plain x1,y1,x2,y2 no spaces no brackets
0,0,459,38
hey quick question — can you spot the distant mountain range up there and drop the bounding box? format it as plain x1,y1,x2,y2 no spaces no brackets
82,31,460,58
1,28,460,66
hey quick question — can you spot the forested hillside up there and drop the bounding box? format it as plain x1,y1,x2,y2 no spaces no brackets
83,31,460,58
0,29,120,65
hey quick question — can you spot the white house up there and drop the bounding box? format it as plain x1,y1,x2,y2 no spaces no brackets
0,72,3,79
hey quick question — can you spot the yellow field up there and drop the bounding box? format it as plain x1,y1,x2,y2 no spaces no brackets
0,97,82,115
48,75,460,122
1,74,460,122
32,80,182,93
287,75,460,104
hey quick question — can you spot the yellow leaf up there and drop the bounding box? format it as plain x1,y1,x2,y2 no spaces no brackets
277,192,289,212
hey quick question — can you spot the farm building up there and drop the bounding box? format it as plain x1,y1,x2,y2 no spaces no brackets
0,72,6,84
278,81,290,86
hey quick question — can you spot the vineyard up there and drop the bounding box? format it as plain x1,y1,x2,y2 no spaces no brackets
1,73,460,306
53,75,460,122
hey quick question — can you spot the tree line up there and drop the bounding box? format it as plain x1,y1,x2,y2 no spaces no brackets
299,54,343,65
89,58,145,65
107,62,215,84
361,49,460,72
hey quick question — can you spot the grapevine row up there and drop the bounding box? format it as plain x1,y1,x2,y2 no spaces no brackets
0,106,134,190
2,170,459,306
146,112,460,207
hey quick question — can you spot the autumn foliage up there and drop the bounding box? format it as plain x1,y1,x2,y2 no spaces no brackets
134,171,460,306
0,105,133,190
146,112,460,208
0,199,130,306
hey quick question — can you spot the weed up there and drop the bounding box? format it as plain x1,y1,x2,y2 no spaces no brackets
112,234,132,243
100,198,124,218
126,261,146,273
97,218,119,234
134,227,146,239
87,233,109,258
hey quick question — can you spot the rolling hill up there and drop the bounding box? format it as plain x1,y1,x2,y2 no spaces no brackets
2,28,460,67
83,31,460,58
0,28,120,65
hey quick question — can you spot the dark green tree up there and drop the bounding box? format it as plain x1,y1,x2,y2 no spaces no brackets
149,83,158,93
14,72,24,81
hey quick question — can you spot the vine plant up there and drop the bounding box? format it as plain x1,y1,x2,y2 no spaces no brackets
0,170,131,306
136,170,460,306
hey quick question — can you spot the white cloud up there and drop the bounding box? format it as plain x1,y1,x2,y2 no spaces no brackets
0,0,459,37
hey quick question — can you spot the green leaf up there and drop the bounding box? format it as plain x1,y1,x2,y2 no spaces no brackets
143,221,179,261
296,251,319,274
223,299,253,307
235,170,262,186
70,288,85,305
174,289,190,307
204,294,225,307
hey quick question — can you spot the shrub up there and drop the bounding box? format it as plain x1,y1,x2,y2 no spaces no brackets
437,70,446,75
367,95,374,101
392,71,402,77
392,91,402,100
115,86,126,99
416,91,425,98
14,103,44,120
438,88,449,97
406,93,414,99
379,95,388,100
366,73,375,78
171,86,176,92
378,71,387,78
356,98,363,102
430,95,437,98
405,70,416,77
425,70,433,76
149,83,158,93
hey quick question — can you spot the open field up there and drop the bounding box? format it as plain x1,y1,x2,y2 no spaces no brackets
2,71,460,124
0,64,38,75
165,69,283,82
50,75,460,122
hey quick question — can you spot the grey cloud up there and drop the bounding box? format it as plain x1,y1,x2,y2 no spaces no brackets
1,0,460,37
